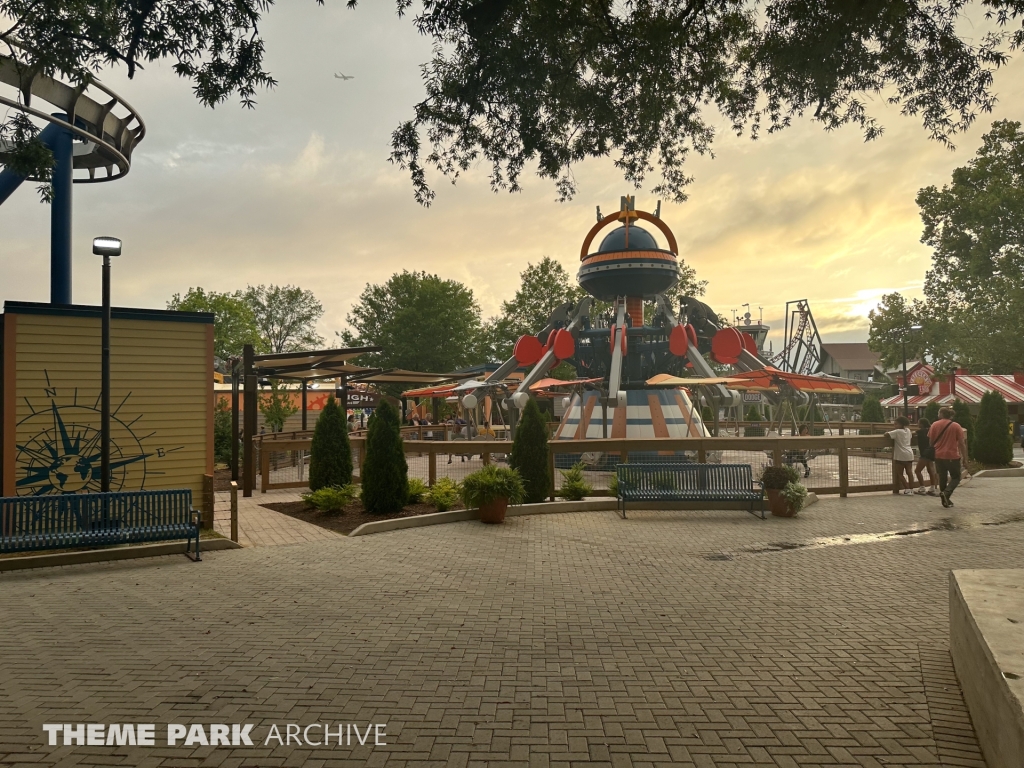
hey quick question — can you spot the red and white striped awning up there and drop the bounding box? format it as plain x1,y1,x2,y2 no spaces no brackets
881,374,1024,407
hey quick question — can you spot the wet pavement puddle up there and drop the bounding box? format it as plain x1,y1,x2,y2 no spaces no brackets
737,514,1024,556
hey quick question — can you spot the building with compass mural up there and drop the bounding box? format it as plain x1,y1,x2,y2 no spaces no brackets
1,302,214,498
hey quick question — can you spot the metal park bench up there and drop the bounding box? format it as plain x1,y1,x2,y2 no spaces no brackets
615,463,765,520
0,489,201,560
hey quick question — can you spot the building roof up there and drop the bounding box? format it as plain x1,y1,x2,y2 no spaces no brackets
820,343,882,372
881,373,1024,406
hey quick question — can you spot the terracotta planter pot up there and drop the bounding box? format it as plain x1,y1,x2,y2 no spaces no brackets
478,497,509,524
767,488,797,517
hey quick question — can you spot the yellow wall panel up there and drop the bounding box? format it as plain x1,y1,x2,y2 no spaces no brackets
2,305,213,499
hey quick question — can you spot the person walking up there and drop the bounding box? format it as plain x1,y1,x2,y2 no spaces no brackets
928,406,968,508
886,416,916,495
913,417,939,496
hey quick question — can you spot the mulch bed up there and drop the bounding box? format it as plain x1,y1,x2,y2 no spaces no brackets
261,499,464,536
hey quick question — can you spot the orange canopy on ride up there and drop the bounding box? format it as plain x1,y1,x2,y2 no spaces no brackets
402,383,459,398
526,377,603,391
647,367,862,394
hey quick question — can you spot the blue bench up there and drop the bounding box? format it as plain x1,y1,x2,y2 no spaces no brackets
0,489,201,560
616,463,765,519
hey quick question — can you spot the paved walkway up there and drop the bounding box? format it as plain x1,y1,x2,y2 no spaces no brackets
213,488,341,548
3,477,1023,767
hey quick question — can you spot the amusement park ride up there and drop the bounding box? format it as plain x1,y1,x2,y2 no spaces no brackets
459,196,838,439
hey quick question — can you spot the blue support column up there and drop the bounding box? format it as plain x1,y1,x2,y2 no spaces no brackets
0,122,65,205
49,114,73,305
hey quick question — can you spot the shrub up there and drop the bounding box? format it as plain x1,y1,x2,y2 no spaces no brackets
609,473,619,497
461,465,526,509
361,400,409,514
301,484,358,512
760,464,799,490
923,401,940,423
407,477,429,504
974,390,1014,466
780,481,808,512
510,397,550,503
952,399,976,458
309,396,352,491
427,477,461,511
557,462,592,501
214,398,234,465
860,395,884,424
744,405,765,437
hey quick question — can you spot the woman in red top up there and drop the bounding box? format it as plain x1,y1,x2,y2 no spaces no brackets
927,407,968,508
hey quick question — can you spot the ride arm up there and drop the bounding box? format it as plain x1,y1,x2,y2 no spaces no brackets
483,301,575,385
606,301,627,408
657,293,736,404
509,298,593,406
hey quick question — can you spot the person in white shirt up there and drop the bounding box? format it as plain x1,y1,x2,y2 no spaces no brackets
887,415,916,495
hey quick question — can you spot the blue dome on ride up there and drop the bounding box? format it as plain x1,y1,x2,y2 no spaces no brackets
598,225,659,252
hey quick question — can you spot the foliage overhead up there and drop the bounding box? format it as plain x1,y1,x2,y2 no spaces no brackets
340,270,483,373
5,1,1024,204
309,395,352,491
363,0,1024,205
869,120,1024,373
168,287,264,359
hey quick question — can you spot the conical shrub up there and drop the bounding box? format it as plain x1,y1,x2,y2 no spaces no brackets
361,399,408,514
308,396,351,491
952,399,975,458
511,397,550,503
974,390,1013,466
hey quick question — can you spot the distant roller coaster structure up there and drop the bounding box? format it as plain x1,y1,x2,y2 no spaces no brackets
769,300,823,374
0,44,146,304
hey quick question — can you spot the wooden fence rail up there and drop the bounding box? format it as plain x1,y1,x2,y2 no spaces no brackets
255,434,897,498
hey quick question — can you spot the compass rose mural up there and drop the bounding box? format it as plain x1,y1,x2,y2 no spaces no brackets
15,372,183,495
1,301,214,499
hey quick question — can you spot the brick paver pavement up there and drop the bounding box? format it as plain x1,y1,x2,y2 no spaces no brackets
213,488,342,547
3,477,1023,767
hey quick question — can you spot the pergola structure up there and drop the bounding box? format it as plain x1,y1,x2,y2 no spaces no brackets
233,344,465,496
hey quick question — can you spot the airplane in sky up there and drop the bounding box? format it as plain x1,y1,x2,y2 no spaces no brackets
334,72,354,80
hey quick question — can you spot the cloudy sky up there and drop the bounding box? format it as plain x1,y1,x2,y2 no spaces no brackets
3,3,1023,353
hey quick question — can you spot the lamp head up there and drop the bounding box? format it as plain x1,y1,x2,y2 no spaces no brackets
910,324,923,331
92,237,122,257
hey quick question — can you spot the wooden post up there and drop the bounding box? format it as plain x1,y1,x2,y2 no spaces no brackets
230,481,239,543
697,439,706,464
483,451,491,466
301,380,308,431
231,359,240,482
242,345,256,498
428,449,437,487
838,441,849,498
202,473,214,528
261,444,270,494
772,438,783,469
548,443,556,501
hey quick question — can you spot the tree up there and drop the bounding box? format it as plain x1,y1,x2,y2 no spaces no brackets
340,271,483,372
867,293,927,371
258,380,298,433
869,121,1024,374
916,120,1024,373
860,395,884,424
973,391,1014,466
213,398,234,465
373,0,1022,205
245,285,325,354
168,287,263,359
481,257,585,362
361,400,409,514
510,398,550,504
952,399,976,458
1,1,280,197
924,401,940,423
744,405,764,437
309,396,352,491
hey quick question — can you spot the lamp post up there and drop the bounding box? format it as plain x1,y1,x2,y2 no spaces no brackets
902,324,923,418
93,236,122,492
